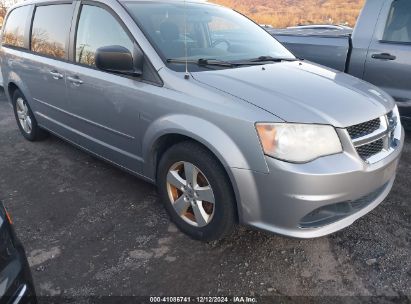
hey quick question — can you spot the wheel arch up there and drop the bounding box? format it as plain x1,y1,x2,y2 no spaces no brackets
8,82,20,100
142,115,252,178
5,72,32,105
142,115,254,222
150,132,242,223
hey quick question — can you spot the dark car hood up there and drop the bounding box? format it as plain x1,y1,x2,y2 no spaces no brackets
192,61,395,127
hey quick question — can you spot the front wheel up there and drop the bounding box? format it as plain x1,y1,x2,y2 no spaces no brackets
157,142,237,241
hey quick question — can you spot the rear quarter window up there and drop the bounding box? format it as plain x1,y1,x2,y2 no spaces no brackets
2,5,31,48
30,4,73,59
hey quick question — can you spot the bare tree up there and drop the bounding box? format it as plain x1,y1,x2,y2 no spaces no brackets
31,27,65,58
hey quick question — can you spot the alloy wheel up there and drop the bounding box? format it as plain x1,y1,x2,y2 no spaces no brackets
166,161,215,227
16,97,32,134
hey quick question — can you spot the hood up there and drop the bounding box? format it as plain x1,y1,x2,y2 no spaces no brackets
191,61,395,128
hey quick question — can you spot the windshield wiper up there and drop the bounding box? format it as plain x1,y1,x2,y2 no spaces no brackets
166,58,238,68
166,57,287,68
247,56,299,62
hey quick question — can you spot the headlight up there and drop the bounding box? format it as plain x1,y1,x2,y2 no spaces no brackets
256,123,343,163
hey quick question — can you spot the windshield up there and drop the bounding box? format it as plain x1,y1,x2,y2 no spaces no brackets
124,1,295,71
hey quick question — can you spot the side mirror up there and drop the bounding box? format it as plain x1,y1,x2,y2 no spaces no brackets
95,45,143,76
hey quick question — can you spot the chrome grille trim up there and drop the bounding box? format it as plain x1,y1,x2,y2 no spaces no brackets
347,118,381,139
351,116,387,147
356,139,384,160
347,110,400,164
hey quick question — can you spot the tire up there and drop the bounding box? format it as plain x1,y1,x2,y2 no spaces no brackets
12,90,47,141
157,141,237,241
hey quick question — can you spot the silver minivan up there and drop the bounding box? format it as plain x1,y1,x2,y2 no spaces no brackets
1,0,404,241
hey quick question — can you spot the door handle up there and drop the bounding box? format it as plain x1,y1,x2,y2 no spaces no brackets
67,76,84,86
371,53,396,60
50,70,63,80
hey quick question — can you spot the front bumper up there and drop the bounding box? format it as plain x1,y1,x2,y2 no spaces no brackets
232,127,404,238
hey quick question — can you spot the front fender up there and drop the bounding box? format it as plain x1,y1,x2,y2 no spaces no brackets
142,114,259,179
142,114,268,223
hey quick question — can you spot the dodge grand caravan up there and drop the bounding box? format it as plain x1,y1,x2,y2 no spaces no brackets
0,0,404,241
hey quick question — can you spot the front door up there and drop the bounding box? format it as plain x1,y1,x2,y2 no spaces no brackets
363,0,411,124
64,4,148,173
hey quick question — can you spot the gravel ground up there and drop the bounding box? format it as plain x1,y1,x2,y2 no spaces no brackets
0,88,410,301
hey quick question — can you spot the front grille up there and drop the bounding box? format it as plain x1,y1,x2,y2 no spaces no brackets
350,182,388,208
347,118,380,139
356,139,384,161
346,112,400,163
299,182,388,228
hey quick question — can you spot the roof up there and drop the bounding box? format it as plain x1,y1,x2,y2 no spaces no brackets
9,0,219,9
119,0,218,6
119,0,209,2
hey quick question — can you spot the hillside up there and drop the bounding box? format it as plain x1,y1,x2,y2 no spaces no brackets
0,0,365,29
211,0,365,28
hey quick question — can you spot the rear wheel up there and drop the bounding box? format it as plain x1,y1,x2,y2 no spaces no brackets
12,90,47,141
157,142,236,241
